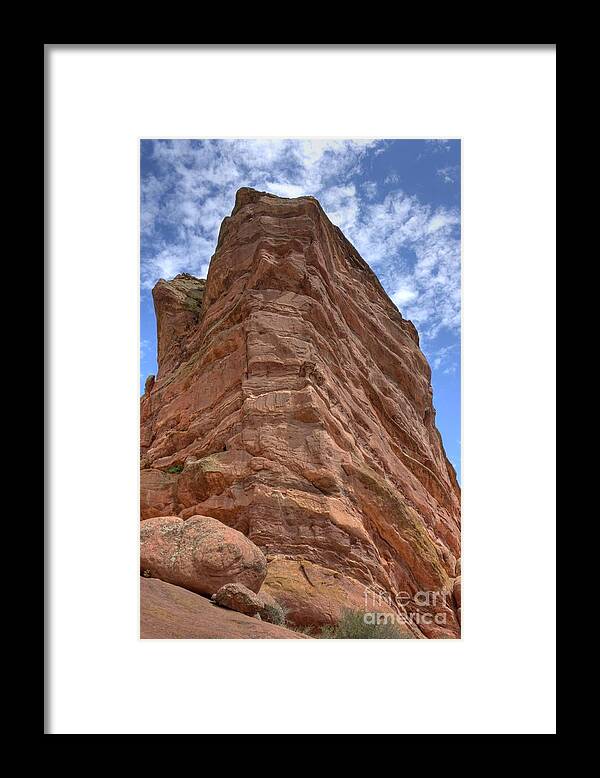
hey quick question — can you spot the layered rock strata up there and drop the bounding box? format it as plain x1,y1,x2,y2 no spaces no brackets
140,188,461,638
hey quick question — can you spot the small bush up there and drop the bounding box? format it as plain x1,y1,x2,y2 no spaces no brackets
289,625,316,636
319,609,409,639
166,464,184,474
142,569,152,578
261,602,287,626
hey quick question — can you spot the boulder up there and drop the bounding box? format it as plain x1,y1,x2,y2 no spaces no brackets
213,582,264,617
212,583,289,625
140,515,267,596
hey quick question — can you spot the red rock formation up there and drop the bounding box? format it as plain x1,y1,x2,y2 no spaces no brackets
140,187,461,638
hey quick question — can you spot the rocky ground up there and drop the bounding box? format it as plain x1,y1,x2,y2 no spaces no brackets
140,187,461,638
141,578,309,639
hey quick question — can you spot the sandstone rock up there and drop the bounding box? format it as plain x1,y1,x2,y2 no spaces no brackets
140,515,267,596
141,577,309,639
140,469,177,520
261,557,425,637
453,576,462,608
257,593,287,624
256,589,283,615
152,274,206,377
213,582,264,616
140,187,461,637
144,374,155,396
213,582,288,625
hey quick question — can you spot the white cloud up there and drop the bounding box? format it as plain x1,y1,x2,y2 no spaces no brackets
362,180,377,200
321,187,461,340
140,339,150,361
141,139,380,288
140,139,461,342
433,346,451,369
319,184,360,235
265,182,307,199
391,282,418,307
425,139,452,153
428,343,459,374
427,209,459,233
437,165,459,184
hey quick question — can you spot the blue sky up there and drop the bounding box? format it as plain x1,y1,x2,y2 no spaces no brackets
140,139,461,480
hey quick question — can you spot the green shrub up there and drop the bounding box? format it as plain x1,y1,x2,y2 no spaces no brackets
290,625,316,636
319,609,409,639
166,464,184,474
261,602,287,626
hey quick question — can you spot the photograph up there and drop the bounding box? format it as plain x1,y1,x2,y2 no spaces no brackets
139,139,462,639
46,44,555,735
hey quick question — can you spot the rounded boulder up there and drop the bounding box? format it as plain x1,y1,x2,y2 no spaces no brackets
213,583,265,617
140,515,267,596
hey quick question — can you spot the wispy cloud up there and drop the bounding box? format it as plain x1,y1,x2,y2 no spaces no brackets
430,343,459,373
319,187,461,341
140,339,150,361
141,139,461,342
425,139,453,153
437,165,459,184
141,139,378,289
362,180,378,200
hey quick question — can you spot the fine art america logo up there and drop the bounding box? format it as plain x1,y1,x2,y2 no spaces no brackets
363,587,452,627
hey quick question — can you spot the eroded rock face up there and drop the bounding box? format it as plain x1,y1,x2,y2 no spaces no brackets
153,274,206,377
140,515,267,596
140,188,461,638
